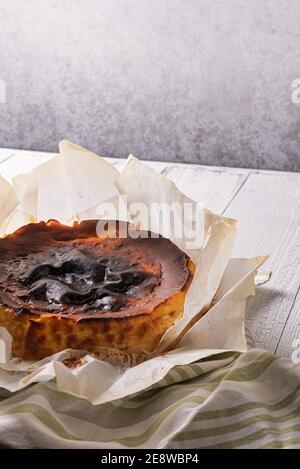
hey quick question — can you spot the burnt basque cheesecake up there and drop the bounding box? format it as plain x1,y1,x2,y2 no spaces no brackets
0,220,194,360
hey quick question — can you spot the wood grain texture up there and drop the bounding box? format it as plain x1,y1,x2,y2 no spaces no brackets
0,149,299,357
223,172,300,355
276,290,300,358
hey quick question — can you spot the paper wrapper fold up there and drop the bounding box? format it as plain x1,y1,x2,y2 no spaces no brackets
0,140,268,404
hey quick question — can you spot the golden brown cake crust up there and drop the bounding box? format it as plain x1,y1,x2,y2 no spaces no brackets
0,220,194,360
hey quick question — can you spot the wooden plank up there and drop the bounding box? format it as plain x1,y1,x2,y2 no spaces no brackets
162,165,249,213
0,150,15,165
276,277,300,358
222,172,300,356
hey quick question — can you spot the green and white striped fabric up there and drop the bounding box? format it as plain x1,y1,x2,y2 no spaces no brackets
0,348,299,449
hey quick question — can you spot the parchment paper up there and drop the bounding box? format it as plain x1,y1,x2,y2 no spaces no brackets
0,140,268,404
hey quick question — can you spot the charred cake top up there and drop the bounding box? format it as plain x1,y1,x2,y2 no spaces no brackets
0,220,191,321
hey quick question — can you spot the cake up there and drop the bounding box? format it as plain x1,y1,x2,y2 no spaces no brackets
0,220,194,360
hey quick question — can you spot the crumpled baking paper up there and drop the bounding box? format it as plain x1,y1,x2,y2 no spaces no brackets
0,140,268,404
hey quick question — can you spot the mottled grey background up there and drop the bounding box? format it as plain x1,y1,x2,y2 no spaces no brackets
0,0,300,171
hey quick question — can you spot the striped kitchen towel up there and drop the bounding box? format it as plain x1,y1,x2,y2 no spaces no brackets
0,348,299,449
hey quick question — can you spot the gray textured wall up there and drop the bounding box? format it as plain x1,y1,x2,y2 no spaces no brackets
0,0,300,171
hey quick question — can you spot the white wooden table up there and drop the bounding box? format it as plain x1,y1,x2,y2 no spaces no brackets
0,148,299,359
